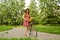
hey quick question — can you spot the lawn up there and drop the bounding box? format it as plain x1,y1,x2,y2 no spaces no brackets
0,37,37,40
33,24,60,34
0,25,23,31
0,25,13,31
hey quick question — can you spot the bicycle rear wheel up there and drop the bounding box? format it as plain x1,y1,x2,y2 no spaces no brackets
29,29,37,37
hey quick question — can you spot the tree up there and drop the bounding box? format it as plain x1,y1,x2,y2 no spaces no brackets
38,0,60,24
0,0,25,25
29,0,39,24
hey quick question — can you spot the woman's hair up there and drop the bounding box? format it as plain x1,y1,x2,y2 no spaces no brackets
24,8,30,14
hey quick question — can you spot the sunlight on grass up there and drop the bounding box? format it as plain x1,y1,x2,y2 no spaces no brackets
33,24,60,34
0,25,13,31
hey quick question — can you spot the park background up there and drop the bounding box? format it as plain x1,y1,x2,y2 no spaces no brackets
0,0,60,40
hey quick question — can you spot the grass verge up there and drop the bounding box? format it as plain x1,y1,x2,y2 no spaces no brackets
33,24,60,34
0,37,37,40
0,25,13,31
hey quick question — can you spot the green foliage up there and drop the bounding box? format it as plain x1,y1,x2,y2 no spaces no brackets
0,0,25,25
0,0,60,25
38,0,60,24
29,0,39,24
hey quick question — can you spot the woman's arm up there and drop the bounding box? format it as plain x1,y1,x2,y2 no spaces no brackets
22,13,27,20
22,14,25,19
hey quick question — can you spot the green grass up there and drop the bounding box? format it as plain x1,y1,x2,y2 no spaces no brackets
0,37,37,40
33,24,60,34
0,25,13,31
0,25,23,31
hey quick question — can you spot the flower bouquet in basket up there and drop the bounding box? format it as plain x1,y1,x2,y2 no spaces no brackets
28,17,33,22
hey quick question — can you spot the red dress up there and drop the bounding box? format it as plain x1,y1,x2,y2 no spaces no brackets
23,14,30,27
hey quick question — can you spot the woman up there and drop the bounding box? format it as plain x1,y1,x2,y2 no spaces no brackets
23,8,32,37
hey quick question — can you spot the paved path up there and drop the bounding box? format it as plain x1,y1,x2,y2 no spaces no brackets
0,27,60,40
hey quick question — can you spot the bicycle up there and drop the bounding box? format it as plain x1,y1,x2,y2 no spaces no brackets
28,22,37,37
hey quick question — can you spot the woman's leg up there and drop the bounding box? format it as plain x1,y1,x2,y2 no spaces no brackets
25,27,29,37
25,26,32,37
